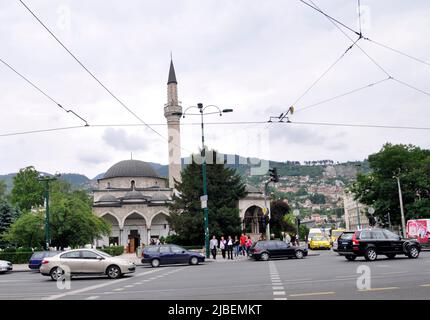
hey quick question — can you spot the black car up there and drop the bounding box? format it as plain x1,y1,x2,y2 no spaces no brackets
249,240,308,261
337,228,421,261
141,244,205,267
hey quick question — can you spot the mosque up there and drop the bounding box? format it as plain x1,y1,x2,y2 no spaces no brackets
92,60,266,252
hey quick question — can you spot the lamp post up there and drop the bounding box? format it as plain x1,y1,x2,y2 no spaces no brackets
38,173,60,250
173,104,233,258
393,172,406,238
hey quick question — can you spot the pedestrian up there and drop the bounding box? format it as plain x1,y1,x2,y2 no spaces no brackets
155,238,161,245
240,233,247,256
291,234,297,246
284,233,291,245
245,236,252,256
210,235,218,259
227,236,234,260
220,236,227,259
233,236,240,258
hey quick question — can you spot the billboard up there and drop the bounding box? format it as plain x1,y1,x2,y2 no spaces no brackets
406,219,430,244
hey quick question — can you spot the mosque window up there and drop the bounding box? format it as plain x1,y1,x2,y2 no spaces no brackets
131,180,135,189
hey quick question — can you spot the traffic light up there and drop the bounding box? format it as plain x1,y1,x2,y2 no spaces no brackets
269,167,279,183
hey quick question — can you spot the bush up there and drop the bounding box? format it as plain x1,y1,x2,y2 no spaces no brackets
3,247,16,253
99,246,124,256
0,252,33,264
17,247,33,253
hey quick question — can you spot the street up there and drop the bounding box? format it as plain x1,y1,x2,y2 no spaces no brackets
1,250,430,300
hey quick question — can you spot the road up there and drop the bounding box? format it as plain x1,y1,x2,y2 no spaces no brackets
1,250,430,300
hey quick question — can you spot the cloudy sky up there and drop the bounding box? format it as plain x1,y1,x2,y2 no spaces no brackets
1,0,429,178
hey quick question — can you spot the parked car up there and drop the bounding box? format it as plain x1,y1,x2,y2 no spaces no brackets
309,235,332,250
0,260,13,273
337,228,421,261
249,240,308,261
142,244,205,267
40,249,135,280
28,251,61,270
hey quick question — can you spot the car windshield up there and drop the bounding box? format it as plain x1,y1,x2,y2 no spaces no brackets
312,236,327,241
31,252,44,259
332,231,344,237
339,232,354,240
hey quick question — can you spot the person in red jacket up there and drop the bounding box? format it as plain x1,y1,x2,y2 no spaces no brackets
240,234,247,256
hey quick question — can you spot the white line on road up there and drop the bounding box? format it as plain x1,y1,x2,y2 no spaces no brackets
273,291,286,296
85,296,99,300
42,269,162,300
358,287,399,292
273,286,284,290
289,291,335,297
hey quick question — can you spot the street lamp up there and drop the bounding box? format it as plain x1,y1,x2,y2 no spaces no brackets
173,104,233,258
393,170,406,238
38,172,61,250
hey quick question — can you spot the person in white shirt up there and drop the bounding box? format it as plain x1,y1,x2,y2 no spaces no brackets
226,236,234,260
219,236,227,259
209,235,218,259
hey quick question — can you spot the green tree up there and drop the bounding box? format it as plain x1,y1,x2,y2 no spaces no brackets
282,213,298,235
0,180,7,199
0,200,20,237
270,200,291,238
309,193,326,204
2,212,44,248
50,183,110,249
167,150,247,245
351,143,430,227
10,166,44,211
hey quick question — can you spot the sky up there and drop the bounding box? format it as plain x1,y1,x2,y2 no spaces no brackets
1,0,429,179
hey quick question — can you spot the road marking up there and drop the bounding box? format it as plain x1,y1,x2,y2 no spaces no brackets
289,291,335,297
383,271,408,275
269,261,287,300
419,284,430,287
114,288,124,291
42,268,162,300
124,285,134,288
85,296,99,300
273,286,284,290
273,291,286,296
274,298,287,300
358,287,399,292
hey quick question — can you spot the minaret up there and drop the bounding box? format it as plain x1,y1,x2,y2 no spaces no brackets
164,59,182,188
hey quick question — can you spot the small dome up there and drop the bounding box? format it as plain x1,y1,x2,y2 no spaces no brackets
103,160,159,179
123,190,149,201
150,193,170,201
97,194,119,203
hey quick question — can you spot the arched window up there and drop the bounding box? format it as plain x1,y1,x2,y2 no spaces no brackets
107,182,111,189
131,180,135,190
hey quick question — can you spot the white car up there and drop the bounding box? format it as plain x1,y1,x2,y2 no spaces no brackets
0,260,13,273
40,249,136,280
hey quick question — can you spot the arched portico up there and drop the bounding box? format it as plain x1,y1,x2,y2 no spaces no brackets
122,211,148,252
98,212,122,247
243,205,265,235
148,212,170,243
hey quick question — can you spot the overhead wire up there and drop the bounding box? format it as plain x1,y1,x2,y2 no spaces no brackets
0,57,89,126
18,0,194,154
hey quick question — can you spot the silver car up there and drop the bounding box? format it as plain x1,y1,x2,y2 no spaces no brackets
40,249,135,280
0,260,13,273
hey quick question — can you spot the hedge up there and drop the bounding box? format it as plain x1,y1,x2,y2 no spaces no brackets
99,246,124,256
0,252,33,264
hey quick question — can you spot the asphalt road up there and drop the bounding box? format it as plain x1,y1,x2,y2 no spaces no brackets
1,250,430,300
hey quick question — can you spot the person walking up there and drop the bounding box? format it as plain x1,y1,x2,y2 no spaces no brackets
233,236,240,258
245,235,252,256
210,235,218,259
226,236,234,260
220,236,227,259
240,233,247,256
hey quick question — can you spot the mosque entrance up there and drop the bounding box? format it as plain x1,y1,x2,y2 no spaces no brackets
128,229,140,253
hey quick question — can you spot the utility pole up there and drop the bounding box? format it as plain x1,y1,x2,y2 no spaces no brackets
355,201,361,230
264,168,279,240
38,174,60,250
394,175,406,238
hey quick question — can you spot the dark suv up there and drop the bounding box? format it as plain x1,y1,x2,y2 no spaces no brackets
337,228,421,261
249,240,308,261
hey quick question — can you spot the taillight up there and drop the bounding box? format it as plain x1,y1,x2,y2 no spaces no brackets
42,260,49,264
352,232,360,245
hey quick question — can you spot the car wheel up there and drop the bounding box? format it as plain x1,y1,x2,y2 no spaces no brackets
260,252,269,261
295,250,304,259
189,256,199,265
106,265,122,279
407,246,419,259
151,258,160,268
386,253,396,259
345,255,356,261
364,247,377,261
50,267,64,281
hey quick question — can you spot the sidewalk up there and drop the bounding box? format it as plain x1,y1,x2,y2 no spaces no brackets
10,264,34,272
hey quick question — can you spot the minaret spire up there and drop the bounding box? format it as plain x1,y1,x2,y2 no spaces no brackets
167,57,177,85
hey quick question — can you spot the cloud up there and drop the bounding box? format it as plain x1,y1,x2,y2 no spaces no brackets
102,128,151,152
